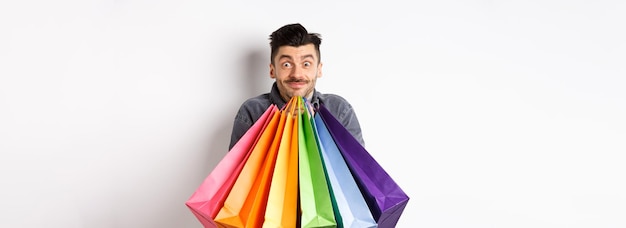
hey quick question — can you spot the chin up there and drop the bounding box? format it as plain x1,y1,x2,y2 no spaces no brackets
286,91,303,98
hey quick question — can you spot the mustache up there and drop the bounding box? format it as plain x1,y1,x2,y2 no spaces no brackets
285,79,309,83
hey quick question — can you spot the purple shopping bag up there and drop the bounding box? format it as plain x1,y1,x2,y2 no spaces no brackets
317,105,409,228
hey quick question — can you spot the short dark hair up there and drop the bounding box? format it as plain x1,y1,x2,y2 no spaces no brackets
269,23,322,64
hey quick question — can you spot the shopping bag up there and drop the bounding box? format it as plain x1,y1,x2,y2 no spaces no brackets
214,108,282,227
240,107,290,227
186,105,278,228
263,97,300,227
298,97,336,228
317,105,409,228
313,113,377,228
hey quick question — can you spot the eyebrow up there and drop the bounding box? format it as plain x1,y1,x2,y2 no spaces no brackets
277,54,316,61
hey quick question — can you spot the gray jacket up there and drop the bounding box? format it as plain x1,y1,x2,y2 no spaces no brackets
229,82,364,150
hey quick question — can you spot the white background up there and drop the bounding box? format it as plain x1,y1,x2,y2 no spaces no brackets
1,0,625,227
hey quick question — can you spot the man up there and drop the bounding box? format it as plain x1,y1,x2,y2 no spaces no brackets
229,23,364,150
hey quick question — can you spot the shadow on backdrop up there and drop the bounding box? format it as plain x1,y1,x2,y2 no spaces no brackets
204,47,269,169
243,48,271,98
196,47,269,225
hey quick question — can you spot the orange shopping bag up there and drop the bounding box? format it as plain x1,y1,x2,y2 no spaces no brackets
186,105,278,228
239,109,289,228
214,109,282,227
262,97,300,228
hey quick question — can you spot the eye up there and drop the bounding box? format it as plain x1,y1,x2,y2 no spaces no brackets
282,62,292,68
303,61,311,67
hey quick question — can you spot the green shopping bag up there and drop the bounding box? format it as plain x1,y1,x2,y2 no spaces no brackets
298,97,337,228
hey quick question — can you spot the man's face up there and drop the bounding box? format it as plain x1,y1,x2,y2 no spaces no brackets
270,43,322,102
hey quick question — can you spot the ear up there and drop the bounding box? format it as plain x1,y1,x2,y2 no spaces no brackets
317,62,323,78
269,63,276,79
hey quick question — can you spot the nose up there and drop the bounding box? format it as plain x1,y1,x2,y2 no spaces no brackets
290,64,304,77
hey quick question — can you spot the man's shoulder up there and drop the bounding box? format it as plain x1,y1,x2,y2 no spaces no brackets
318,93,352,106
238,93,273,110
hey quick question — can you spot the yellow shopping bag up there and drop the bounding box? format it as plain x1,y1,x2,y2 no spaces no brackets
242,107,289,227
263,97,300,228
